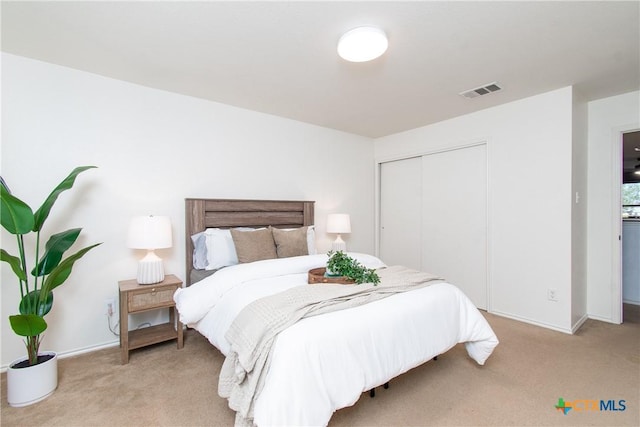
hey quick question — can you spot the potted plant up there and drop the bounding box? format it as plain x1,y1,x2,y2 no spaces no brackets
326,250,380,285
1,166,101,407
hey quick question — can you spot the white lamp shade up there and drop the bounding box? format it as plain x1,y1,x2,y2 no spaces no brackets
127,215,172,250
326,214,351,234
337,26,388,62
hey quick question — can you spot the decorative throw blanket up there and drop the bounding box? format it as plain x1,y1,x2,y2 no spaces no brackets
218,265,443,426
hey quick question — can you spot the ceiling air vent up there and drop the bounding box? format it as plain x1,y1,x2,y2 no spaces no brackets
459,82,502,99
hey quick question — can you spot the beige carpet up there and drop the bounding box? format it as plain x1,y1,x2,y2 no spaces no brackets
2,305,639,427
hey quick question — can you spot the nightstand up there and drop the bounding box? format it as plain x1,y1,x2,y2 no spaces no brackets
118,274,184,364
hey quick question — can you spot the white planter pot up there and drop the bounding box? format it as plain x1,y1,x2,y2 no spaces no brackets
7,351,58,407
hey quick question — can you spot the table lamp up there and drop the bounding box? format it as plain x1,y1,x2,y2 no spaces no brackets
127,215,172,284
326,213,351,252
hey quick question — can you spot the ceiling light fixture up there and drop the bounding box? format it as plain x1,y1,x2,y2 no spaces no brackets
337,26,388,62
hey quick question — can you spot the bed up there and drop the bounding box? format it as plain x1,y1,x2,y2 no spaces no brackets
175,198,499,426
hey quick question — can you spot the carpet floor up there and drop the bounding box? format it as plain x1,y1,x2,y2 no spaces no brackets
2,305,639,426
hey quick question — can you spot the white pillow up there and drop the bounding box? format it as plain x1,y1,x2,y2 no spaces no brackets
204,227,259,270
306,225,317,255
191,231,209,269
204,228,239,270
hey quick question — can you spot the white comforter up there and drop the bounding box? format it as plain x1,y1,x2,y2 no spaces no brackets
174,253,499,427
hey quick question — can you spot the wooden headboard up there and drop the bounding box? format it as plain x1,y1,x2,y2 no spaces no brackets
185,198,315,285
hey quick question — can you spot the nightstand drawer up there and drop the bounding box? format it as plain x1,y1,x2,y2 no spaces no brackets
128,285,178,312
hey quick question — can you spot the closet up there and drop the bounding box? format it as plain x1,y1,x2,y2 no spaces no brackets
379,144,488,309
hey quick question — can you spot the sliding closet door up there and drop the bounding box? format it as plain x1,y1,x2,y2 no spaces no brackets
379,157,422,270
421,144,487,309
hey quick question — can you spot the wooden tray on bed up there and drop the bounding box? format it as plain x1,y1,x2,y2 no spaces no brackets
308,268,355,285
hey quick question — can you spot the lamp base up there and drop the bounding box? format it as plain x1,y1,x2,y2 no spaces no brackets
331,235,347,252
137,250,165,285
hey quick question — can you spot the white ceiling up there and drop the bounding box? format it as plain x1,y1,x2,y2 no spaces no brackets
1,1,639,138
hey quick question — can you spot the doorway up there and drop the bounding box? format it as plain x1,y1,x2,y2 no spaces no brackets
621,131,640,319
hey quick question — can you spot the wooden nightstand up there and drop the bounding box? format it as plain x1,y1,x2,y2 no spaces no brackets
118,274,184,364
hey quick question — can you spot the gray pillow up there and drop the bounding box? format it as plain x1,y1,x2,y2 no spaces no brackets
230,228,277,263
272,226,309,258
191,232,208,269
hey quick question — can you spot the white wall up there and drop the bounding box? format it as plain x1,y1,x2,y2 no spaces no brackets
587,91,640,322
0,53,375,367
3,50,634,367
375,87,575,332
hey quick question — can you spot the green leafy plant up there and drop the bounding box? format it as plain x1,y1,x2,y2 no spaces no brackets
326,250,380,285
1,166,101,366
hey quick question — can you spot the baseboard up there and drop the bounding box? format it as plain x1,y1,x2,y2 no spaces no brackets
1,340,119,373
571,313,589,333
488,310,573,334
56,340,120,359
588,313,621,324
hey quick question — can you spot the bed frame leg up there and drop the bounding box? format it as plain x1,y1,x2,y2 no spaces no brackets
369,382,390,398
368,363,433,399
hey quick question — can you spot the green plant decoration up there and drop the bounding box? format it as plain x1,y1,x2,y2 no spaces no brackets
326,250,380,285
1,166,102,366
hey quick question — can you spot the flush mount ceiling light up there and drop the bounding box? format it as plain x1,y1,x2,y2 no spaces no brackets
337,26,388,62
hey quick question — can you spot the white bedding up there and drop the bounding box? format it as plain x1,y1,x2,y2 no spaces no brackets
174,253,499,426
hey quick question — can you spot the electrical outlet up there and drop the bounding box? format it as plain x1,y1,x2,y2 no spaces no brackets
104,299,115,316
547,288,558,302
